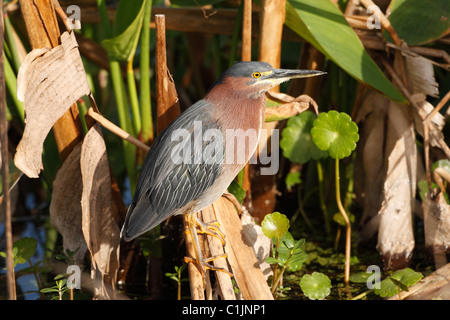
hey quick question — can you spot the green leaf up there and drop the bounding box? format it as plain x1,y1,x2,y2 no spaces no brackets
374,268,423,298
280,111,327,164
300,272,332,300
280,232,295,249
391,268,423,287
431,159,450,173
285,171,301,192
285,0,406,102
261,212,290,239
311,111,359,159
349,271,372,284
287,250,307,271
265,257,282,265
14,237,38,262
40,288,59,293
227,180,246,204
101,0,147,61
386,0,450,45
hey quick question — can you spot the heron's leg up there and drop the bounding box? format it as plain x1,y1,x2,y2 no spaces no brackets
184,213,233,281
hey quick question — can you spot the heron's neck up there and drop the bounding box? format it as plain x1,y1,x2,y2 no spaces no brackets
205,84,266,132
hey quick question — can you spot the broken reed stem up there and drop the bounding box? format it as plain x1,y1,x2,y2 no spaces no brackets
86,108,150,152
335,158,351,286
0,9,16,301
359,0,402,46
241,0,252,61
425,90,450,124
381,54,450,185
423,90,450,187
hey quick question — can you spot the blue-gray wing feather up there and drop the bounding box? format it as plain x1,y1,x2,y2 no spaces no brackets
121,100,224,241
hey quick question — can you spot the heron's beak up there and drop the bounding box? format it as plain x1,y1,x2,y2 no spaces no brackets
268,69,326,81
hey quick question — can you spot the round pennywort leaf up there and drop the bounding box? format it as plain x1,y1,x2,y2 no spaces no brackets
300,272,332,300
311,111,359,159
374,268,423,298
261,212,290,239
280,111,327,164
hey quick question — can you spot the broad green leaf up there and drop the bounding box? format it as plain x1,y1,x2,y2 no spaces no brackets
14,237,37,262
349,271,372,284
311,111,359,159
285,171,301,192
386,0,450,45
390,268,423,287
300,272,332,300
101,0,147,61
280,111,327,164
280,231,295,249
285,0,406,103
374,268,423,298
261,212,290,239
227,180,246,204
287,249,307,271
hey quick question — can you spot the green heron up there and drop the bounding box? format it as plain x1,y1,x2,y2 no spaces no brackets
121,61,325,278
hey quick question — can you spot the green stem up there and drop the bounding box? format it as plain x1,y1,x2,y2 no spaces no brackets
271,237,280,291
271,265,287,294
293,186,315,231
97,0,137,192
140,0,154,144
4,56,24,123
4,14,21,73
28,260,43,299
335,158,351,286
127,57,141,135
351,289,373,300
317,160,330,236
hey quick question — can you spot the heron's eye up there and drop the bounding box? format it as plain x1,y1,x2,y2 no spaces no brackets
252,72,261,79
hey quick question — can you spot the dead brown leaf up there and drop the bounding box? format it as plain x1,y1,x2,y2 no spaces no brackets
49,142,87,265
14,31,90,178
80,124,120,299
265,91,319,122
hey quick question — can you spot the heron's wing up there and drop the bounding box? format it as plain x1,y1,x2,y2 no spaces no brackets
121,100,224,241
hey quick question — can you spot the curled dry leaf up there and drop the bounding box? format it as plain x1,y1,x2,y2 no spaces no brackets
265,91,319,122
80,124,120,299
49,143,87,265
411,93,445,149
14,31,90,178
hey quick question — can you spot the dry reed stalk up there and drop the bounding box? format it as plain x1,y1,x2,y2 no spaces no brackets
19,0,83,162
0,2,15,299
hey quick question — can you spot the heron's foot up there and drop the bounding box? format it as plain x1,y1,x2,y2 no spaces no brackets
184,254,233,278
195,218,226,246
184,217,226,246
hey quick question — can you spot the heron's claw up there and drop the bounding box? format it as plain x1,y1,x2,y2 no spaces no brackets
184,254,233,278
184,217,226,246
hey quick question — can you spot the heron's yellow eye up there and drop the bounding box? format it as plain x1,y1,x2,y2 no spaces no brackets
252,72,261,79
